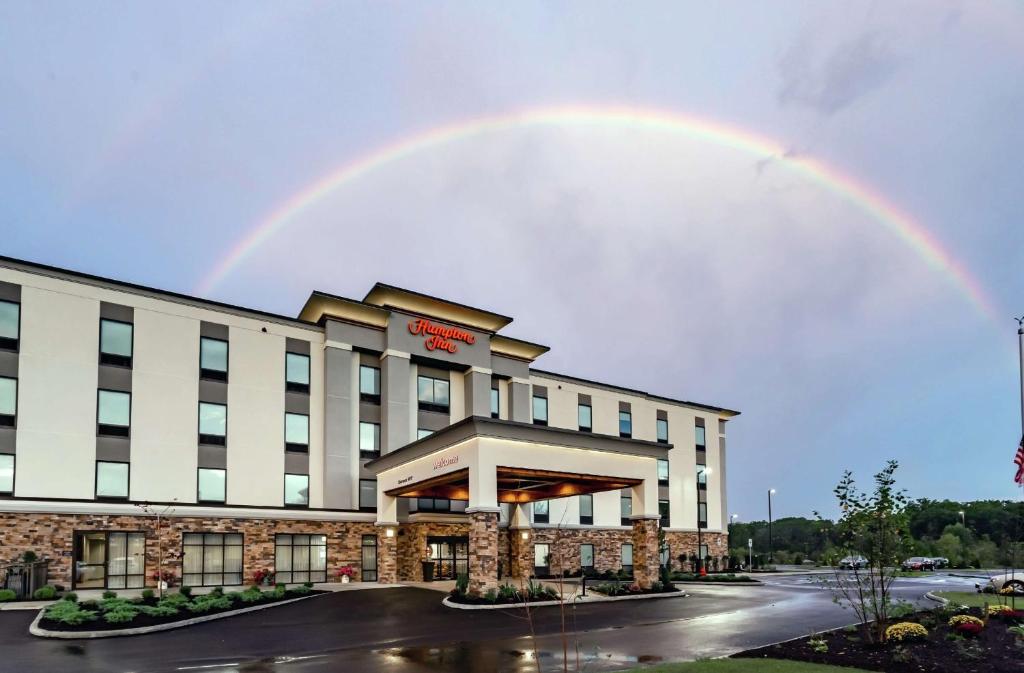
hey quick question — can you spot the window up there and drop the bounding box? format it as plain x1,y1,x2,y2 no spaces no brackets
578,403,592,431
285,352,310,393
620,492,632,526
285,412,309,452
698,502,708,528
657,418,669,443
0,454,13,494
182,533,243,586
532,396,548,426
284,473,309,507
361,534,378,582
359,365,380,402
699,543,709,561
534,543,550,569
697,464,707,489
580,544,595,571
658,458,669,485
359,479,377,511
359,422,380,458
621,543,633,573
660,544,671,568
99,319,133,367
73,531,145,589
97,390,131,437
198,402,227,445
619,410,632,438
199,337,228,381
197,468,226,503
0,377,16,427
276,534,326,583
0,300,19,351
659,499,670,528
533,500,549,524
417,375,449,412
417,428,433,440
95,461,129,499
416,497,466,513
579,494,593,525
695,424,706,449
490,387,499,419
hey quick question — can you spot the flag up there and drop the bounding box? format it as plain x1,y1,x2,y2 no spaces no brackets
1015,437,1024,486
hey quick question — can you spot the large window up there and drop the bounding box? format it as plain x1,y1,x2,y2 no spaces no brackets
285,352,310,393
0,301,19,351
698,502,708,528
416,497,466,513
620,492,632,526
275,534,326,583
695,424,706,449
579,494,593,525
359,422,380,458
99,319,133,367
490,387,499,418
619,410,632,438
97,390,131,437
361,535,378,582
658,458,669,485
657,418,669,444
182,533,243,586
73,531,145,589
532,396,548,426
199,337,229,382
621,543,634,573
198,402,227,445
0,377,16,427
359,366,381,402
197,468,226,503
96,461,129,499
285,412,309,452
284,473,309,507
580,544,595,572
533,499,549,524
0,454,13,494
659,499,671,528
578,403,592,432
359,479,377,511
534,543,550,570
417,375,449,412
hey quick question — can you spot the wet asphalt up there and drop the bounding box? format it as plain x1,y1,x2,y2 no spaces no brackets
0,572,983,673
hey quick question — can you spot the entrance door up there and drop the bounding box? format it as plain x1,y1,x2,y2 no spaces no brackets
427,536,469,580
73,531,146,589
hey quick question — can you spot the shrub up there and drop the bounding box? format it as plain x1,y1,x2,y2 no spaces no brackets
955,621,983,637
101,590,117,599
987,604,1014,616
186,594,232,613
885,622,928,643
103,606,140,624
33,585,57,600
100,597,132,611
454,573,469,597
44,600,97,625
238,587,263,604
303,581,313,588
210,586,224,596
948,615,984,629
1008,625,1024,639
498,583,520,602
483,588,497,603
289,584,311,596
22,551,38,563
0,589,17,602
140,604,179,618
158,593,189,607
61,592,78,603
81,599,100,610
141,589,154,601
179,586,192,598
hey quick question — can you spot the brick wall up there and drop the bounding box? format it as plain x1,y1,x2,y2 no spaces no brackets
396,521,470,581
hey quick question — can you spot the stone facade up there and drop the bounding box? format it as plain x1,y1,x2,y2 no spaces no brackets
466,510,499,595
631,518,660,589
663,530,730,571
396,520,470,581
377,525,398,583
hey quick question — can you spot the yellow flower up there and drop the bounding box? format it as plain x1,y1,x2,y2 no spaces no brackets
948,615,984,628
885,622,928,642
987,604,1013,616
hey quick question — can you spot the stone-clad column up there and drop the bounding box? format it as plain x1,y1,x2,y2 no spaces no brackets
376,524,398,583
631,516,660,589
507,503,532,580
466,508,500,595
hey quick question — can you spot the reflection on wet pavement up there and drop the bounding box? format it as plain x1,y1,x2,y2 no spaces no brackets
380,644,664,672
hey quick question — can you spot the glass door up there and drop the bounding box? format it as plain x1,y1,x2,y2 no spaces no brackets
74,531,146,589
427,536,469,580
74,532,107,588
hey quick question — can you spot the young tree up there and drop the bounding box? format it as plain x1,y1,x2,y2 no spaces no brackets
827,460,910,644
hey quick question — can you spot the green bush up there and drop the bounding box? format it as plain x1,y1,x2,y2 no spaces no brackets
289,584,311,595
159,593,189,607
179,585,193,598
101,590,117,600
498,583,520,601
226,591,243,602
454,573,469,596
100,597,132,611
81,599,100,610
22,551,38,563
62,592,78,603
303,581,313,588
186,594,232,614
45,600,97,625
238,587,263,603
103,606,140,624
483,588,497,603
141,589,154,600
33,585,57,600
210,586,224,596
0,589,17,602
140,604,179,618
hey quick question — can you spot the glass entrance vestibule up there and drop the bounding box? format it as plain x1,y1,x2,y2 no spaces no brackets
73,531,146,589
426,536,468,580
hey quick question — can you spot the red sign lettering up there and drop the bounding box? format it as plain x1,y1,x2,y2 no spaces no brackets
408,318,475,354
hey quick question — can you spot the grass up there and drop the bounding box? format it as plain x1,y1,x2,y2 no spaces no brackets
894,570,936,577
621,660,871,673
934,590,1024,609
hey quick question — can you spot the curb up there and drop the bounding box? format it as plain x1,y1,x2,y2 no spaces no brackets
442,590,688,610
674,581,764,587
30,593,323,639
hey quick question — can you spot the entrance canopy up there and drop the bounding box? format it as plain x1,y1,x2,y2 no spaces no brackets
366,416,670,523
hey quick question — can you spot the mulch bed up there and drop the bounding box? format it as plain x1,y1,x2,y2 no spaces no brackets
734,608,1024,673
39,590,326,632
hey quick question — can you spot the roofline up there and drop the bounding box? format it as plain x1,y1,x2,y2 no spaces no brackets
530,368,741,417
0,254,322,332
366,282,514,327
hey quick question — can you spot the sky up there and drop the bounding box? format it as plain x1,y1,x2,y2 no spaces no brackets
1,1,1023,521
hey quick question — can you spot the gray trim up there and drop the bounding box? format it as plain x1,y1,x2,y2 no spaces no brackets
198,380,228,404
325,319,385,352
381,354,411,454
366,416,671,473
618,400,631,412
416,365,450,381
0,351,17,378
95,436,131,462
0,280,20,303
464,369,490,418
532,385,547,398
695,417,705,428
0,427,14,454
578,393,591,405
99,302,133,322
417,409,450,432
284,451,309,475
199,321,229,340
508,381,530,423
359,351,382,366
284,392,309,414
656,409,668,421
197,445,226,469
97,365,132,392
285,337,310,355
323,346,356,509
490,354,528,379
359,402,381,424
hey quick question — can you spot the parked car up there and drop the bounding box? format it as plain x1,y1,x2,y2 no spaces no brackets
981,572,1024,594
931,557,949,569
838,555,868,570
901,557,935,571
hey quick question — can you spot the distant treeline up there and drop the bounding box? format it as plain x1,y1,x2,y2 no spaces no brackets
729,499,1024,568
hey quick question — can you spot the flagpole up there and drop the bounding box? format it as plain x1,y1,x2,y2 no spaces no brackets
1018,316,1024,442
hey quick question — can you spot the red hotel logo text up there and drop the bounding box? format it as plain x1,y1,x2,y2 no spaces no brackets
433,455,459,471
408,318,476,354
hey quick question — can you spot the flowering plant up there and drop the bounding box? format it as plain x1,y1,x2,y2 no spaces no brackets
336,565,356,579
150,569,176,586
884,622,928,643
955,621,983,637
948,614,984,629
988,604,1014,616
253,568,275,585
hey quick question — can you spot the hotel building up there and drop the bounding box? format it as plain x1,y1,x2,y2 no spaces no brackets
0,255,737,592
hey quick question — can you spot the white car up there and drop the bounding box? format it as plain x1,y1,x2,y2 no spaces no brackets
982,572,1024,594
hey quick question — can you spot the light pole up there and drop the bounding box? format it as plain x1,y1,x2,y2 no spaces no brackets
958,510,966,527
696,467,711,576
768,489,776,565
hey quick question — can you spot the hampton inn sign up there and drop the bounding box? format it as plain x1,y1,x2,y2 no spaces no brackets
408,318,476,353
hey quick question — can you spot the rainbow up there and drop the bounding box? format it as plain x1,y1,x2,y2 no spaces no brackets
195,104,998,322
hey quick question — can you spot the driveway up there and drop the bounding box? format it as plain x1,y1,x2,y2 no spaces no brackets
0,573,980,673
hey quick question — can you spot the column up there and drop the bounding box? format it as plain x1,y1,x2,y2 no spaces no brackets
463,368,492,418
631,517,660,589
508,503,533,580
377,525,398,583
508,379,530,422
323,345,356,509
467,508,501,595
381,352,411,452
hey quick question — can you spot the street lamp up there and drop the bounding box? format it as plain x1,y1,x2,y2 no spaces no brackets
697,467,712,576
768,489,777,565
958,510,966,527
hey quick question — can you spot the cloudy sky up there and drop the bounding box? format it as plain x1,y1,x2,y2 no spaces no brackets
2,1,1023,520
